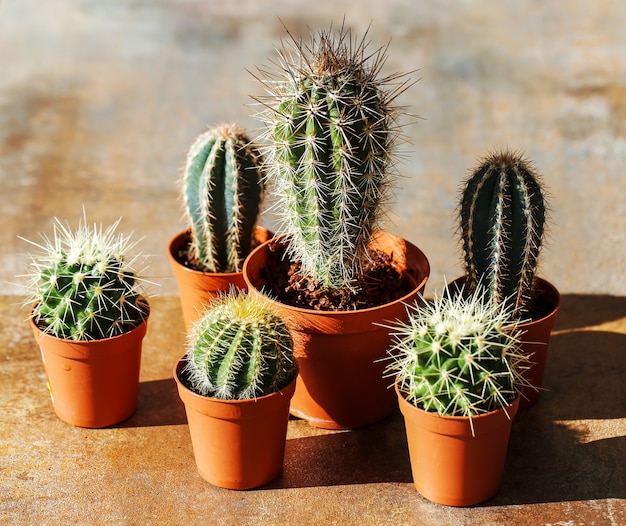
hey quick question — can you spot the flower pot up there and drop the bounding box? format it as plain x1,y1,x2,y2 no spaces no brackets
174,358,296,490
516,277,560,409
243,231,430,430
168,227,273,330
448,276,560,410
30,303,150,428
397,383,519,507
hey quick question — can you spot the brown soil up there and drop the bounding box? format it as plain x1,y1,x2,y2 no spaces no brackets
257,241,415,311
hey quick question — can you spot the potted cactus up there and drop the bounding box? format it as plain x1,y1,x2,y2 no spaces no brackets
242,25,430,429
168,123,271,330
22,214,150,428
455,149,560,408
174,291,298,490
386,282,531,506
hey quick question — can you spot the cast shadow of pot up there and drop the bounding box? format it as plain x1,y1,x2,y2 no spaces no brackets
487,329,626,505
266,410,413,489
117,378,187,428
555,294,626,332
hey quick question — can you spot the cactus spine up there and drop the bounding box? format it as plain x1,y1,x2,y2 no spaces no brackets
254,25,408,290
184,292,297,400
24,215,148,341
459,150,546,317
183,124,264,273
386,283,529,420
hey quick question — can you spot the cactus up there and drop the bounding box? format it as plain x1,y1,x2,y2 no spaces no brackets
459,150,547,317
386,283,530,421
23,215,149,341
183,124,265,273
253,25,409,290
183,292,297,400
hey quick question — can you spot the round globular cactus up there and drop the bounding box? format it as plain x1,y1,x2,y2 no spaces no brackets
386,283,530,421
253,24,410,290
459,150,547,317
183,124,265,273
183,292,297,400
23,215,149,341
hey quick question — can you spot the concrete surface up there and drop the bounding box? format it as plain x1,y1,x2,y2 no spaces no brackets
0,1,625,524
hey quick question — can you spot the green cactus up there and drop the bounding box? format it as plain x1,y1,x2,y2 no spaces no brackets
183,124,265,273
23,215,149,341
253,25,409,290
184,292,297,400
386,283,530,420
459,150,547,317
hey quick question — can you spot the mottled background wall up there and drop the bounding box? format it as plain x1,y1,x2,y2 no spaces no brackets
1,0,624,296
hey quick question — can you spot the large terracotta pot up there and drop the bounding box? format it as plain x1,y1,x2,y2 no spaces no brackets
168,227,273,330
30,303,150,428
397,383,519,507
174,358,295,490
448,276,560,410
242,231,430,429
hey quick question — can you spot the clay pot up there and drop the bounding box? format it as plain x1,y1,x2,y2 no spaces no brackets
168,227,273,330
516,278,560,409
30,303,150,428
174,358,295,490
242,231,430,430
397,383,519,507
448,276,560,410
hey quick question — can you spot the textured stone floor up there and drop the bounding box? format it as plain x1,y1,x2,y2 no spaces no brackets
1,1,625,524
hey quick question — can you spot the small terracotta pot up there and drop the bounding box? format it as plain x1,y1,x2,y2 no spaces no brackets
30,304,150,428
168,227,272,330
516,278,560,409
397,383,519,507
174,358,296,490
243,231,430,429
448,276,560,410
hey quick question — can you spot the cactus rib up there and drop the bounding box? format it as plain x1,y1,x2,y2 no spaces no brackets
183,124,264,273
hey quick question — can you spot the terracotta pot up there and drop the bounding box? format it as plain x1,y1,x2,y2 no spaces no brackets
448,276,560,410
30,303,150,428
242,231,430,430
168,227,273,330
174,358,296,490
397,383,519,507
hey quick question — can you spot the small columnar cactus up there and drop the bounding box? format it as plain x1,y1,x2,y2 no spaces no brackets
184,292,297,400
459,150,547,317
23,215,148,341
183,124,265,273
386,283,530,420
253,25,409,290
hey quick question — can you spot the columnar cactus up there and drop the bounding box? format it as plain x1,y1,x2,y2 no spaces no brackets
386,283,530,420
184,292,297,400
183,124,265,273
253,25,408,290
459,150,547,317
23,215,149,341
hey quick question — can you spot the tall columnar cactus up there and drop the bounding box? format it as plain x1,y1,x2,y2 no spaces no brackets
386,283,530,421
253,25,409,290
459,150,547,317
184,292,297,400
183,124,265,273
23,215,149,341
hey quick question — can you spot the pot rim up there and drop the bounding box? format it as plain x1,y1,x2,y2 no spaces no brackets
168,227,273,279
29,297,151,346
242,232,431,318
394,380,520,424
173,355,298,407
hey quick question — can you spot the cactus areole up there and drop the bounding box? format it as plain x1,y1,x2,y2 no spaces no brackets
183,124,264,274
460,150,546,318
254,25,410,293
